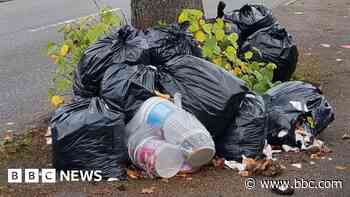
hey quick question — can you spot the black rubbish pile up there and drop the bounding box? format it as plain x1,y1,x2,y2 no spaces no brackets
50,4,333,180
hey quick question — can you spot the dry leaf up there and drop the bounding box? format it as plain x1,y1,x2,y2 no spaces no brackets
141,187,156,194
335,166,347,170
127,169,142,180
3,130,14,142
310,154,320,160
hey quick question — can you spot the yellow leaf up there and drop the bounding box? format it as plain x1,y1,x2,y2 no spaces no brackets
60,44,70,57
240,63,249,73
224,63,231,70
212,57,222,65
233,67,242,76
195,31,207,42
51,95,64,108
50,54,59,64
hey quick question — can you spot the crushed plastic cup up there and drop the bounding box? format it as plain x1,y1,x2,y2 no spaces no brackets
128,135,184,178
127,97,215,167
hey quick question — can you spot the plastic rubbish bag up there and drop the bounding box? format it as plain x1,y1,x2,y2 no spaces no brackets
51,98,128,179
100,64,156,122
240,24,298,81
144,23,202,66
216,93,267,161
73,25,150,97
264,81,335,147
222,4,276,41
158,55,250,138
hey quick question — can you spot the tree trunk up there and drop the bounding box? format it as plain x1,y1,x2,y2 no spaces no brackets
131,0,204,29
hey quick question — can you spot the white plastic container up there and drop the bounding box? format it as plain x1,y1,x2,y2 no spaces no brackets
126,97,215,167
128,133,184,178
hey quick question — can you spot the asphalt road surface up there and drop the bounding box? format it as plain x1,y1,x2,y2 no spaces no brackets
0,0,285,133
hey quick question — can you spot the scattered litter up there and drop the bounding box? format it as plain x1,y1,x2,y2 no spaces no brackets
320,43,331,48
271,150,282,154
278,130,288,138
335,166,347,170
280,164,287,169
328,157,333,161
107,178,120,182
309,161,316,165
291,163,302,169
263,143,273,160
321,157,325,160
141,187,156,194
5,122,15,126
224,160,246,171
294,12,304,15
342,133,350,140
282,145,299,152
340,45,350,49
336,58,343,62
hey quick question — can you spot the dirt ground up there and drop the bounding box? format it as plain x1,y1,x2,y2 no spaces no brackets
1,0,350,196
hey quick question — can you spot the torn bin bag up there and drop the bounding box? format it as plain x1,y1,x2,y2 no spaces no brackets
240,24,298,81
144,23,202,66
264,81,335,146
51,97,128,179
101,64,156,122
73,25,150,97
158,55,250,138
216,93,267,161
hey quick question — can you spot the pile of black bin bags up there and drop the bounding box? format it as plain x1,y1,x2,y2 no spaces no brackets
51,5,333,180
217,2,298,82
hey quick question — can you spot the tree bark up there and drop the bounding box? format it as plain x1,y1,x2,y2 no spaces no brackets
131,0,204,29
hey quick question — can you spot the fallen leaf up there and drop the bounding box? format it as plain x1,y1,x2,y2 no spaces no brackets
127,169,142,180
60,44,70,57
310,154,320,160
310,161,316,165
328,157,333,161
186,177,193,181
3,130,14,142
51,96,64,108
335,166,347,170
161,178,169,183
239,170,252,177
141,187,156,194
336,58,343,62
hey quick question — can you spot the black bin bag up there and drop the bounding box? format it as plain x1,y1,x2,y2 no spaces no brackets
101,64,156,122
158,55,250,138
264,81,335,146
144,23,202,66
222,4,276,41
216,93,267,161
240,24,298,82
51,98,128,179
73,25,150,97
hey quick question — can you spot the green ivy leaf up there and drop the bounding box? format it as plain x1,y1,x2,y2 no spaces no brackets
227,33,239,45
214,29,225,41
244,51,254,60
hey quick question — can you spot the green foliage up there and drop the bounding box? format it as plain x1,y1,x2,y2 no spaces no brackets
47,8,122,98
179,9,280,93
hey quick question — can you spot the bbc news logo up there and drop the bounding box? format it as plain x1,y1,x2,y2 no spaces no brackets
8,169,102,183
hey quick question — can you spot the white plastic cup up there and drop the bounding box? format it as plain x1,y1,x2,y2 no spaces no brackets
127,97,215,167
129,135,184,178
